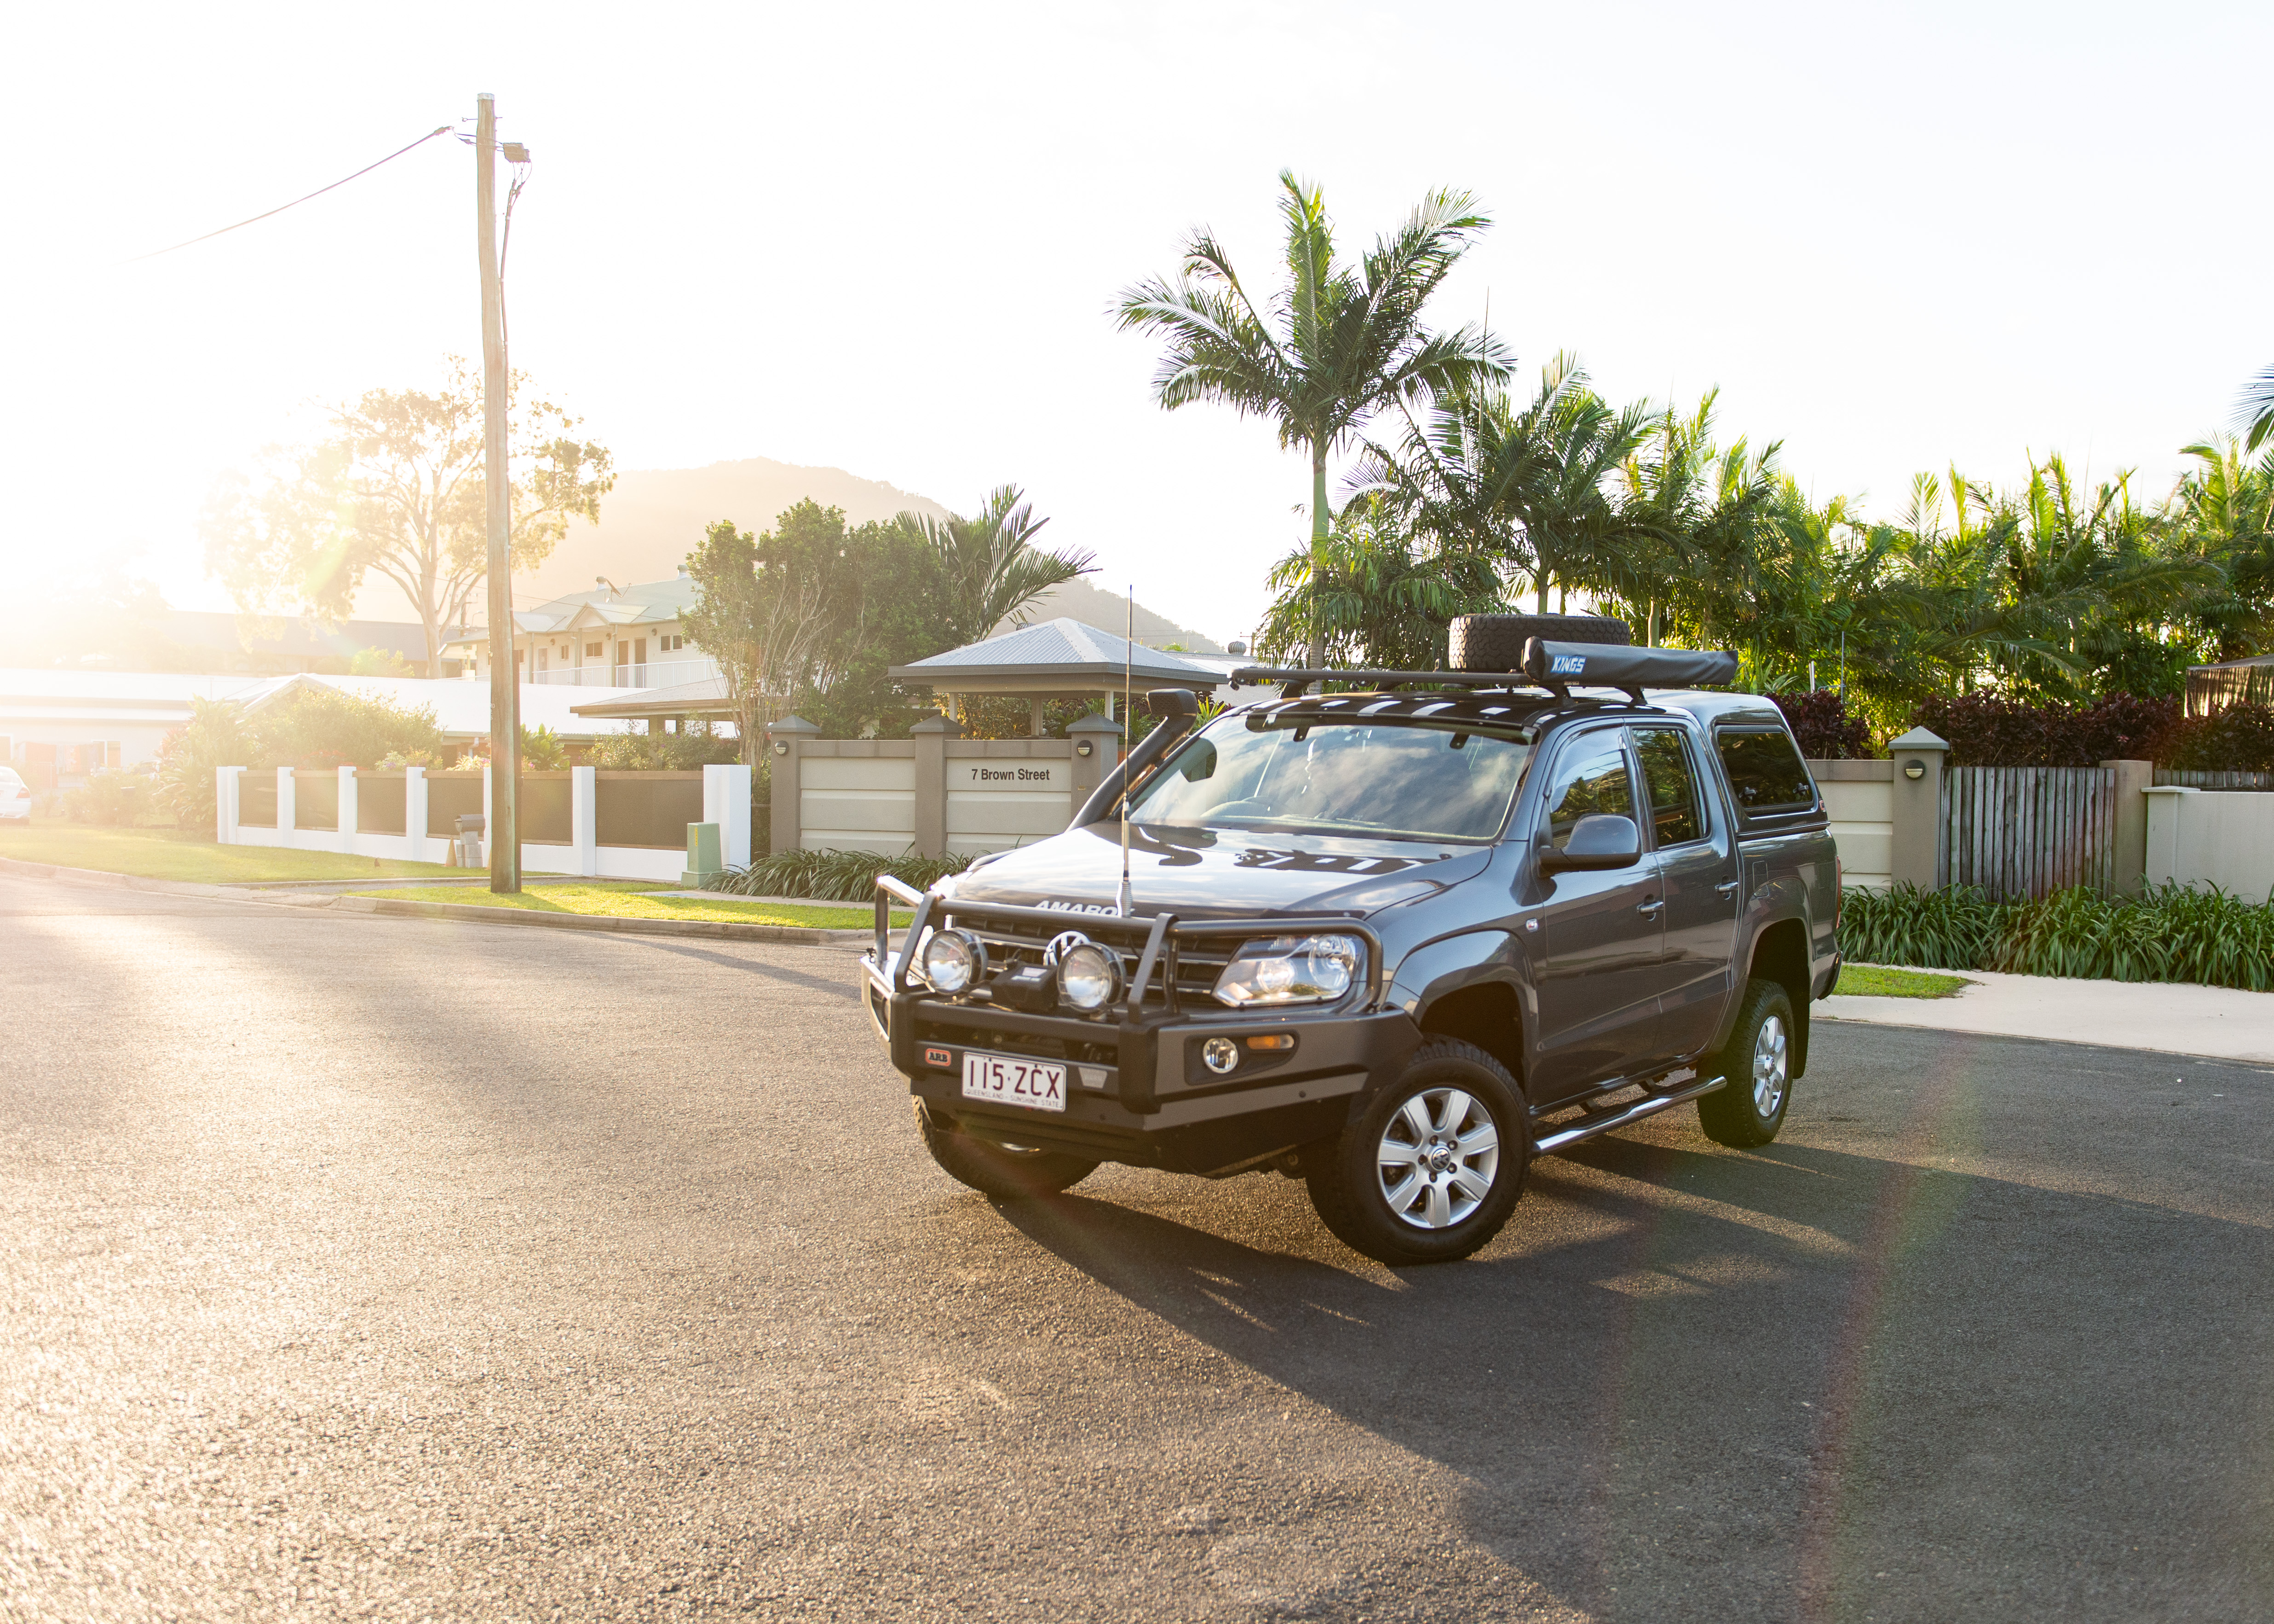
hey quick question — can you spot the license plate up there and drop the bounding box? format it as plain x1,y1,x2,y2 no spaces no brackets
960,1050,1067,1113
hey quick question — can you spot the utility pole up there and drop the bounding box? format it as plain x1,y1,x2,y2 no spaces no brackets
477,92,520,892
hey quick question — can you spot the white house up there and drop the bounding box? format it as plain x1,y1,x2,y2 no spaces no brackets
441,571,721,691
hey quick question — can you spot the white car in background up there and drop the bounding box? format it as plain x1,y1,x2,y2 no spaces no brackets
0,767,30,822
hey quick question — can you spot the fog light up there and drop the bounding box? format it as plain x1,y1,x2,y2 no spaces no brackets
918,928,988,994
1201,1037,1239,1074
1055,939,1123,1011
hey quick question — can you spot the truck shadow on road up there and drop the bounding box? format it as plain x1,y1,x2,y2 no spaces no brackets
985,1131,2274,1622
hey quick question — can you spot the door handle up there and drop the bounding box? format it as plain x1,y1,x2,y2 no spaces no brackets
1637,898,1664,915
1714,880,1740,895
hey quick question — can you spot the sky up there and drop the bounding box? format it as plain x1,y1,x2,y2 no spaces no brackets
3,0,2269,651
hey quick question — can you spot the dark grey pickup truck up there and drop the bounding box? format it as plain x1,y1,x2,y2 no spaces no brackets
860,615,1842,1264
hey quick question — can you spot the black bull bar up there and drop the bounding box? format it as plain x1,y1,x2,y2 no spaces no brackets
866,875,1387,1118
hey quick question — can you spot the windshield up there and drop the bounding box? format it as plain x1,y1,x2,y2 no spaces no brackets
1126,716,1532,843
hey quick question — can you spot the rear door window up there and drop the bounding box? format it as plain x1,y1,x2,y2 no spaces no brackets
1541,732,1637,850
1715,728,1816,815
1632,728,1705,847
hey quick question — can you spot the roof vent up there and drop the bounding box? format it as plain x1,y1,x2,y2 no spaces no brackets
594,576,618,599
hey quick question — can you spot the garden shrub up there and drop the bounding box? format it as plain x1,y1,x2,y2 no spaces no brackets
1768,689,1871,759
583,729,740,769
64,769,159,826
1842,880,2274,990
1907,693,2180,767
707,846,973,901
2161,704,2274,773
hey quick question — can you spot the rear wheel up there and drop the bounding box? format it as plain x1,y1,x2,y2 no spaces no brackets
1305,1039,1529,1265
914,1098,1097,1200
1697,978,1794,1148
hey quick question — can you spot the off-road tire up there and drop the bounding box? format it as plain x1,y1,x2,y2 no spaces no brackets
914,1098,1098,1200
1304,1039,1531,1265
1450,613,1630,673
1697,978,1795,1148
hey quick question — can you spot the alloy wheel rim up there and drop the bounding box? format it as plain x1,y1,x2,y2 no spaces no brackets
1752,1014,1789,1118
1377,1086,1501,1231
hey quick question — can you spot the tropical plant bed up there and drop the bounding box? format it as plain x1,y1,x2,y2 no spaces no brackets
1841,882,2274,991
357,880,910,930
0,825,463,884
708,846,974,902
1832,965,1971,999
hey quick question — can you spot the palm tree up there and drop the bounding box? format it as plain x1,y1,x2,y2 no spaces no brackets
1117,172,1507,666
2235,364,2274,454
896,485,1095,647
1357,354,1654,614
1255,494,1501,670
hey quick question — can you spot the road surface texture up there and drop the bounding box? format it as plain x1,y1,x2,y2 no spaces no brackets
3,869,2268,1623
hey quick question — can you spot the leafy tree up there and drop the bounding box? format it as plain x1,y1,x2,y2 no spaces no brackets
201,359,614,677
684,501,960,752
2236,363,2274,454
1118,172,1505,666
893,485,1094,645
153,696,251,830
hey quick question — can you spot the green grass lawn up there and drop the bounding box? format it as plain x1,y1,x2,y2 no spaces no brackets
359,879,910,930
0,824,466,884
1836,964,1972,999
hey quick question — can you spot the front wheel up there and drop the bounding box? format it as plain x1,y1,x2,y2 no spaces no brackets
1697,978,1794,1148
1305,1039,1530,1265
914,1099,1097,1200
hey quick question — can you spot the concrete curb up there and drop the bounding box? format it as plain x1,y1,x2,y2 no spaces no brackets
330,894,876,948
0,855,879,948
0,855,248,901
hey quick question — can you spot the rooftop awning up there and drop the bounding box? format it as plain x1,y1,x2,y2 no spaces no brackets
569,675,737,720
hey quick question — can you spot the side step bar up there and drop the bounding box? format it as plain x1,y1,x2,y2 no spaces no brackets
1533,1071,1728,1156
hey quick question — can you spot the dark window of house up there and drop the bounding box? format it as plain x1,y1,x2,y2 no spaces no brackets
1542,733,1636,849
586,641,602,657
1716,728,1815,813
1633,728,1704,846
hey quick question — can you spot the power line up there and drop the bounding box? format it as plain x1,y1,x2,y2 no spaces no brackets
123,126,455,264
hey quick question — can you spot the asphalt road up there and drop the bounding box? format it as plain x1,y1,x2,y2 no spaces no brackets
3,871,2269,1624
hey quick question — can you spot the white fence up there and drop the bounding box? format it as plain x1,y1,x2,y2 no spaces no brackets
217,763,751,883
2145,786,2274,900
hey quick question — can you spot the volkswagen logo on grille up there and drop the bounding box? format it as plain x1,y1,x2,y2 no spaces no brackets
1043,930,1091,966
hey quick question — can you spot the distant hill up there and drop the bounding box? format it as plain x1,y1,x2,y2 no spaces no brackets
347,453,1223,653
509,456,950,606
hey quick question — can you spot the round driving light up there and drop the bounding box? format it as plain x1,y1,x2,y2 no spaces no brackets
919,927,987,994
1202,1037,1239,1075
1056,941,1122,1011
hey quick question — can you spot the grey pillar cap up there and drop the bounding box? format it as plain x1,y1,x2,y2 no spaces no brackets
766,714,820,738
1887,726,1950,752
1065,713,1124,739
910,710,965,736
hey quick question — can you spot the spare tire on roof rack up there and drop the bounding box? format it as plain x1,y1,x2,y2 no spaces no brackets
1451,613,1629,673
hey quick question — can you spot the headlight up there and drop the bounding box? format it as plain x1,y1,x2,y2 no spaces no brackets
1055,940,1124,1011
919,927,988,994
1212,934,1362,1007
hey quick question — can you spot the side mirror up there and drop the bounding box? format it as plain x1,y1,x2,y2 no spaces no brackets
1539,813,1641,873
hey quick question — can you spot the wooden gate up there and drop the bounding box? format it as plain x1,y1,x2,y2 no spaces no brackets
1942,765,2116,898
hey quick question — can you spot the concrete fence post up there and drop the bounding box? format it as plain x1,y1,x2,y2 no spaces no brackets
2101,758,2152,895
764,715,819,856
215,766,243,844
570,764,598,877
405,767,429,864
2143,785,2193,887
338,765,358,855
1885,727,1949,889
910,711,962,860
1065,714,1123,823
704,763,752,870
276,767,297,844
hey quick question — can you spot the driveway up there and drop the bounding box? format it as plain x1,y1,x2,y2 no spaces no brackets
3,871,2268,1622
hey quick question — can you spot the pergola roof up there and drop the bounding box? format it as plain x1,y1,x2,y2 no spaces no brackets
889,619,1221,695
569,674,736,720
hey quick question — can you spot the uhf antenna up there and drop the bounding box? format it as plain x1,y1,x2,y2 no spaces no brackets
1118,583,1134,917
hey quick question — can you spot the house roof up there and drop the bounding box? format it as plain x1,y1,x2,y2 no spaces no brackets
234,674,644,740
888,619,1222,693
568,675,736,720
444,574,698,647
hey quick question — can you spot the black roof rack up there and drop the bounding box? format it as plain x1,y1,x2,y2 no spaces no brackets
1230,665,1558,700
